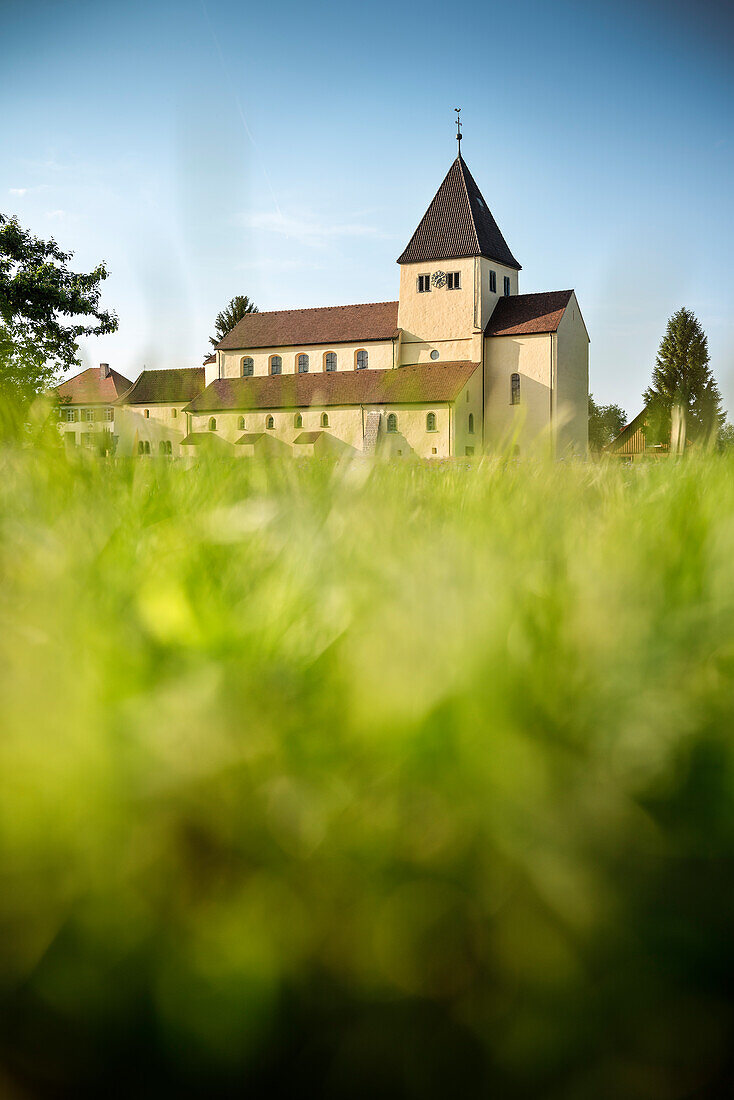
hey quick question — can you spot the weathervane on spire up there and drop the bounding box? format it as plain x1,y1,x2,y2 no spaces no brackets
455,107,462,154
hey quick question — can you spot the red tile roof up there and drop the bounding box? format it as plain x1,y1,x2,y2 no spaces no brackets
485,291,573,336
56,366,133,405
397,156,520,270
118,367,206,405
186,362,480,413
216,301,399,351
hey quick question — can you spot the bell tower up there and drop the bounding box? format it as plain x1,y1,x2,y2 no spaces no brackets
396,116,521,366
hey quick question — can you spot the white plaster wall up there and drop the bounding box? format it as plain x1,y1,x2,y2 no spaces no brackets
217,340,396,380
484,333,553,455
554,293,589,457
115,403,191,456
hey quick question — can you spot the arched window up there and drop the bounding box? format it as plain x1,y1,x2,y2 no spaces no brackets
510,373,520,405
238,416,246,431
266,415,274,429
144,441,151,455
166,441,173,455
294,413,303,429
270,355,282,375
209,417,217,431
171,408,178,418
241,357,254,377
325,352,337,372
321,413,329,428
426,412,437,432
138,441,145,455
159,441,167,455
387,413,398,433
297,354,309,373
356,349,368,370
144,409,149,419
468,413,474,434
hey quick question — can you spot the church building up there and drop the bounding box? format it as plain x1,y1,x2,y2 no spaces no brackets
109,130,589,458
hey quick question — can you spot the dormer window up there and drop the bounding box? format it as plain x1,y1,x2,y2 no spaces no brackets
446,272,461,290
489,270,497,293
504,276,511,297
417,274,431,293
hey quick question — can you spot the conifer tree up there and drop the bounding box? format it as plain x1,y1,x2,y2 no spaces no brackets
209,295,258,349
643,308,724,449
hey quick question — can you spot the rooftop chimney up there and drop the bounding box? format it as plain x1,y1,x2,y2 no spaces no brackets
100,362,111,379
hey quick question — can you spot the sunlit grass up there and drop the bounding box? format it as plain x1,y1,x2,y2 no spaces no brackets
2,446,734,1097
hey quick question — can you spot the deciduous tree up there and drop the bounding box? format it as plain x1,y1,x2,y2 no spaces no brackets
588,394,627,452
0,214,117,409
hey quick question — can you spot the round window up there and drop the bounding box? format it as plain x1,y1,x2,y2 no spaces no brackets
430,349,439,361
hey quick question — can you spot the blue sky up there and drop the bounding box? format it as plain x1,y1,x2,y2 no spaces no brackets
2,0,733,417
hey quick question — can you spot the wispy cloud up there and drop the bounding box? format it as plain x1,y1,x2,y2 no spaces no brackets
239,210,393,247
9,188,28,197
45,210,67,220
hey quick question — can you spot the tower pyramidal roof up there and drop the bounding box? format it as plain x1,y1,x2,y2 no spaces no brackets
397,155,521,270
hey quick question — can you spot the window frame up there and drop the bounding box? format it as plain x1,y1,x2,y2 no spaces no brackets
468,413,474,434
504,275,511,297
386,412,398,434
489,270,497,293
355,348,368,370
297,353,309,374
321,412,329,428
446,271,461,290
270,355,282,375
426,412,437,433
241,356,254,377
510,373,521,406
104,407,114,422
324,351,337,372
266,415,275,430
208,417,217,431
417,274,431,293
294,413,303,429
237,416,246,431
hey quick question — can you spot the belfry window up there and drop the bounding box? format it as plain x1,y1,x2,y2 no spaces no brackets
387,413,398,433
489,270,497,293
325,352,337,372
297,354,309,373
417,274,431,293
241,357,254,376
270,355,282,375
510,373,520,405
356,349,368,370
447,272,461,290
504,276,511,297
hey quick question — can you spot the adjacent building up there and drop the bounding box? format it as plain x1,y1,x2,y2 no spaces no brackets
56,363,133,451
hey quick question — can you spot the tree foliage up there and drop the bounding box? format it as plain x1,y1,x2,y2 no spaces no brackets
210,294,258,349
0,214,118,407
588,394,627,452
643,307,724,444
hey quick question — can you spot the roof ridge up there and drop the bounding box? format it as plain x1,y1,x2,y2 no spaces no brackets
239,299,399,318
455,157,482,256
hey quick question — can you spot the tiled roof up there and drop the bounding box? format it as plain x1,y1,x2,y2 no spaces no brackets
203,354,216,364
294,431,322,444
56,366,133,405
118,367,206,405
397,156,520,270
185,361,480,413
180,432,233,447
235,433,265,444
216,301,399,351
485,291,573,336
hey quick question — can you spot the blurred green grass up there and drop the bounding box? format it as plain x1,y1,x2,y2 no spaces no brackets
2,446,734,1098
